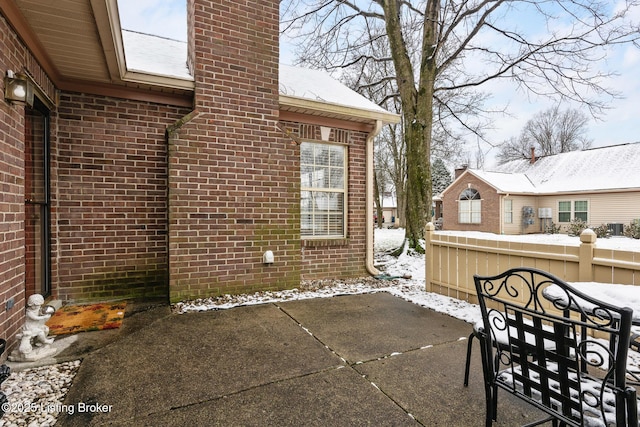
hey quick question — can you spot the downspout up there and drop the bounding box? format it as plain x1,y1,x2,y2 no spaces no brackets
366,119,383,276
499,195,504,235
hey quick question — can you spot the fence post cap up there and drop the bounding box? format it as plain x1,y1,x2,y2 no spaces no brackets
425,222,435,231
580,228,597,243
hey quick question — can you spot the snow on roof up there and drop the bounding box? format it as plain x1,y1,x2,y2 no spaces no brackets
471,170,536,193
279,64,390,115
122,30,192,80
474,143,640,194
120,33,393,118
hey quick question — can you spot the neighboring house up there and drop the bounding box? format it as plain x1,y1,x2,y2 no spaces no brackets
441,143,640,235
375,192,398,226
0,0,398,352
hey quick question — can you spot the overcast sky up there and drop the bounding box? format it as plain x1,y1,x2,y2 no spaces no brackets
117,0,640,167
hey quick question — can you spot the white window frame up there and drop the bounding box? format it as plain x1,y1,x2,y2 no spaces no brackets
558,201,572,223
300,141,347,238
573,200,588,222
504,199,513,224
558,200,588,223
458,188,481,224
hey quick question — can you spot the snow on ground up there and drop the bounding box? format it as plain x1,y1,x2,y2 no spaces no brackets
176,228,640,322
436,230,640,251
175,228,481,321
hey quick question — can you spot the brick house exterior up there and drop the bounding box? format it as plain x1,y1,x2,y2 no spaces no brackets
441,143,640,235
56,94,190,301
0,0,397,355
441,169,502,234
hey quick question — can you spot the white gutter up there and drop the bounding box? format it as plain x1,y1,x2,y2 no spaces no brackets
279,94,400,125
366,119,383,276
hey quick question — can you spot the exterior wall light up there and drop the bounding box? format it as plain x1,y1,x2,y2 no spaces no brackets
4,70,33,106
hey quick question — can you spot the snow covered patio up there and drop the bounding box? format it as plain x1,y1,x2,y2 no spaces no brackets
54,292,545,426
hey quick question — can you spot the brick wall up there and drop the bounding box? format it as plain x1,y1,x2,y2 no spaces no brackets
0,14,31,353
279,121,369,280
1,0,376,330
55,94,190,301
167,0,300,301
442,173,501,233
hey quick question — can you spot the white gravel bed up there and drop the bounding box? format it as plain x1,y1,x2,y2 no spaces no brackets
0,360,80,427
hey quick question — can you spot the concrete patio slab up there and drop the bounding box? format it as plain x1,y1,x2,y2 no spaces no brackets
277,292,471,363
136,366,419,426
53,292,553,426
354,339,546,426
57,303,342,426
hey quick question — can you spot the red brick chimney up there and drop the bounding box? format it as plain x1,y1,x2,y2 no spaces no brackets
454,164,468,179
169,0,297,300
530,147,536,164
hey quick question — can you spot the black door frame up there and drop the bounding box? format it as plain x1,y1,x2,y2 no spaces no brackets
25,97,51,298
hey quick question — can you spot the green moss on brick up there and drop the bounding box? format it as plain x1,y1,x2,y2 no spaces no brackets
66,269,168,302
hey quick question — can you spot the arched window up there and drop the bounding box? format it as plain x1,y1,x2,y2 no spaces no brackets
459,188,481,224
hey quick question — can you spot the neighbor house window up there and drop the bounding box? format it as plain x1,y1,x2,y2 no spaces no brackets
574,200,588,222
504,199,513,224
558,200,588,223
459,188,481,224
558,201,571,222
300,142,346,237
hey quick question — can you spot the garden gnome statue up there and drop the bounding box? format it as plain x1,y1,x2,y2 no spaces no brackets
9,294,58,362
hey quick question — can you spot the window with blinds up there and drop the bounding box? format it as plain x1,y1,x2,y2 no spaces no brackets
300,141,346,238
558,201,571,222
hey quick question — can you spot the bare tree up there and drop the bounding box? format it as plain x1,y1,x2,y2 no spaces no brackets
497,106,592,164
342,34,464,235
281,0,640,250
373,168,385,228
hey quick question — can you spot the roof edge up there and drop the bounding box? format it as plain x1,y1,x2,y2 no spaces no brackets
104,0,194,90
279,94,400,125
120,69,195,90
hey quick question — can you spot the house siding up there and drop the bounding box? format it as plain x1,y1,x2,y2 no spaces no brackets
449,191,640,236
537,192,640,232
503,196,540,234
588,191,640,226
